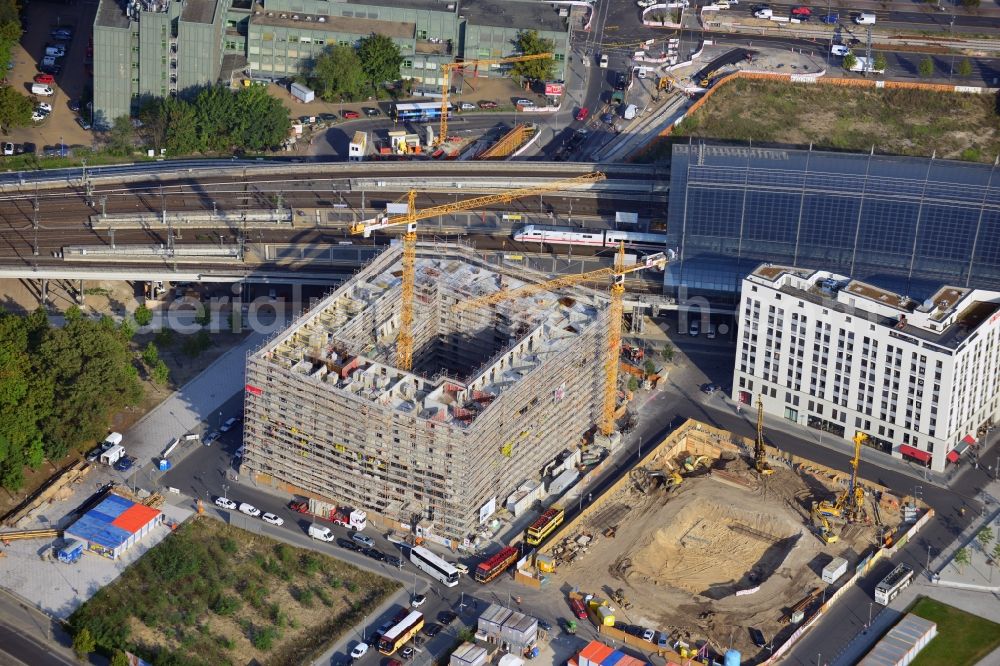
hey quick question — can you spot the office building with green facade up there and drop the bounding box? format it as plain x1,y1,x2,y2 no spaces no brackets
93,0,571,126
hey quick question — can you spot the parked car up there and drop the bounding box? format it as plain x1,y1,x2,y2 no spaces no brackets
830,44,850,56
438,610,458,625
363,548,386,561
749,627,767,648
600,112,615,125
689,319,701,336
33,73,54,84
423,623,443,637
238,502,261,517
337,537,361,551
349,642,368,659
318,112,337,122
642,628,655,642
459,102,475,111
352,532,374,548
575,107,589,121
538,619,552,632
220,417,238,432
821,12,839,23
342,110,360,119
203,430,220,445
36,102,52,113
85,446,103,462
1,142,12,156
658,632,670,649
114,456,134,472
401,646,414,659
214,497,237,510
638,0,657,7
411,594,427,607
68,99,80,112
385,555,403,567
599,53,609,68
515,98,534,107
363,107,381,117
701,383,721,394
478,100,498,109
31,110,47,122
791,5,811,15
261,512,284,526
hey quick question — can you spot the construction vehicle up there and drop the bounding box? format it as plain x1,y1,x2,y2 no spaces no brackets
611,588,633,610
683,455,709,472
563,618,578,635
454,244,668,439
437,53,553,145
754,395,774,476
815,432,868,522
809,502,839,544
350,172,604,370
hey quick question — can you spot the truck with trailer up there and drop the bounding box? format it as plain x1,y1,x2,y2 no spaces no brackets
307,497,368,530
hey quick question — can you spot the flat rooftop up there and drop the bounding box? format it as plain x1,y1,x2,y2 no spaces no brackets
96,0,131,29
346,0,453,12
181,0,219,23
256,246,601,428
458,0,568,32
253,4,415,37
749,264,1000,350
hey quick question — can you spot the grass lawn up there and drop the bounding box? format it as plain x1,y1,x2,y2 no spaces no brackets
908,596,1000,666
69,516,400,666
636,79,1000,163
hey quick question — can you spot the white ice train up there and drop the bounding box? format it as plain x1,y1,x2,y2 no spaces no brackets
513,224,667,249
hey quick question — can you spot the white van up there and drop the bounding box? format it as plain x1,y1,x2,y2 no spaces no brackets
31,83,54,96
754,7,772,18
855,12,875,24
308,523,335,542
623,104,638,120
44,46,65,57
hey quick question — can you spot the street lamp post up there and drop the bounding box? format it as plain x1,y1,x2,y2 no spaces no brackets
949,17,956,78
222,483,229,500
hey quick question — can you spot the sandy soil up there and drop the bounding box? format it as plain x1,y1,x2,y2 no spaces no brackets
553,451,897,660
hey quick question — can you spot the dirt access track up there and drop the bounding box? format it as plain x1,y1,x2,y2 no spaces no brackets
544,420,908,661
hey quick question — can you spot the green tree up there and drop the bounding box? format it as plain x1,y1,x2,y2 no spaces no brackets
510,31,556,84
873,52,888,73
957,58,974,79
0,13,22,80
155,98,201,155
627,377,640,392
978,527,994,550
661,343,675,363
231,85,291,152
310,45,367,101
918,56,935,78
134,304,153,327
110,650,130,666
105,116,136,156
25,437,44,469
0,85,34,131
961,0,980,6
194,306,211,327
357,33,403,92
992,542,1000,565
73,627,96,659
842,53,858,72
151,359,169,385
193,85,237,153
643,360,657,376
954,546,971,573
142,341,159,366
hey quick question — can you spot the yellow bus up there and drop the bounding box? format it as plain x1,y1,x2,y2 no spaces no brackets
526,507,565,546
378,610,424,655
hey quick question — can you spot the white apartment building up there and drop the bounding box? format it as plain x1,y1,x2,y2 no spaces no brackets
732,265,1000,472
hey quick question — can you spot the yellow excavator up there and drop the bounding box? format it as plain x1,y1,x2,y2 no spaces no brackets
810,502,840,544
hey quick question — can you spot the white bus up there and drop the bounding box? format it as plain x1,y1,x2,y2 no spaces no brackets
874,563,914,605
409,546,459,587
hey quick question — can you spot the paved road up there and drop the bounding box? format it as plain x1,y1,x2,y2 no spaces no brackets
0,591,78,666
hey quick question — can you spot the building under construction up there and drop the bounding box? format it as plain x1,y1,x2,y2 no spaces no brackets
242,243,609,543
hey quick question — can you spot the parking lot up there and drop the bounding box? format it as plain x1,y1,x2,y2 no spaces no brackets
2,0,97,157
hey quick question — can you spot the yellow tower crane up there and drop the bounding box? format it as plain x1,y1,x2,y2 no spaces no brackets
754,395,774,476
438,52,554,145
453,244,668,438
349,172,606,370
